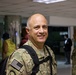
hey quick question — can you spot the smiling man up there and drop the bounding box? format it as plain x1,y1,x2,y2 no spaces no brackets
6,13,57,75
26,14,48,49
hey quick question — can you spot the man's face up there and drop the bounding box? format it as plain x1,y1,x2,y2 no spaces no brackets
64,36,67,40
27,16,48,44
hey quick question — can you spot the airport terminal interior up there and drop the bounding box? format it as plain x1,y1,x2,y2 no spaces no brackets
0,0,76,75
0,15,72,75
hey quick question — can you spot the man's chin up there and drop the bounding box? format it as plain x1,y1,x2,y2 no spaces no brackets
38,40,46,43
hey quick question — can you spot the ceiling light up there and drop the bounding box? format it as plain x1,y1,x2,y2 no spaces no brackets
33,0,66,4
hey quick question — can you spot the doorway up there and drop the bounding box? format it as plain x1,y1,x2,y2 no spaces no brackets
45,26,72,75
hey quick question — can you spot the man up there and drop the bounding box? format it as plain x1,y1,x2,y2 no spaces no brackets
63,34,72,64
6,13,57,75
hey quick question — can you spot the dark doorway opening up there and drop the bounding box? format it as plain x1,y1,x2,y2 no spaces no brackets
45,26,68,56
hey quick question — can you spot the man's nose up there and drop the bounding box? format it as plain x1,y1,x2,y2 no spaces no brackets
39,27,44,32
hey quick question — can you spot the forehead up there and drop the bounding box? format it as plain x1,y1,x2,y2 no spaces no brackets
29,14,47,25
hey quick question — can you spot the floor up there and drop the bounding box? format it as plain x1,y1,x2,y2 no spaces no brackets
57,55,72,75
57,60,72,75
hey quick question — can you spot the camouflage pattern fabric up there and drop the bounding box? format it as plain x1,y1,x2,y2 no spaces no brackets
6,40,57,75
71,48,76,75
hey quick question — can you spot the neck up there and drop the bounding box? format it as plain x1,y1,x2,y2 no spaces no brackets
35,43,44,49
30,40,44,49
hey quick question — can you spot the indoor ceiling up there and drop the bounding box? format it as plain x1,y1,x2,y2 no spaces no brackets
0,0,76,18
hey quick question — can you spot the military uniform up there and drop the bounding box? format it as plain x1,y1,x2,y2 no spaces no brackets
6,40,57,75
71,48,76,75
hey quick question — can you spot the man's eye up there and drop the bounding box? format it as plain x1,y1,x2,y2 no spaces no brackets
43,26,48,29
34,26,39,29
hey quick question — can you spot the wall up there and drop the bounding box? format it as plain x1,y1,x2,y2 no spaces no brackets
49,16,76,26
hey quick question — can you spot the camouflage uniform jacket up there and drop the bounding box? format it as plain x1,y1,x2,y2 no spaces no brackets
71,48,76,75
6,40,57,75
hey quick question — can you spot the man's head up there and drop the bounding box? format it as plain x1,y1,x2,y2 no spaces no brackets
26,13,48,47
64,34,68,39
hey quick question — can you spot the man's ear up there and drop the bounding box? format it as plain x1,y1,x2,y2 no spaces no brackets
26,27,29,34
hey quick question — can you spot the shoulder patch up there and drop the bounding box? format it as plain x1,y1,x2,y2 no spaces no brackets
11,59,23,71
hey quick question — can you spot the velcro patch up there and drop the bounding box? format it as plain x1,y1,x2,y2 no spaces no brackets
11,59,23,71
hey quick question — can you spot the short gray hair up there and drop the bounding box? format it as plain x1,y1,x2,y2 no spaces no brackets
26,17,31,29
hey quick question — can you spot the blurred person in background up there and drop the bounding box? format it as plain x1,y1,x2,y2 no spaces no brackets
63,34,72,64
19,27,28,47
2,32,16,59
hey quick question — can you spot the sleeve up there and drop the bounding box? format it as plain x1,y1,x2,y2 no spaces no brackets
6,50,28,75
51,50,57,75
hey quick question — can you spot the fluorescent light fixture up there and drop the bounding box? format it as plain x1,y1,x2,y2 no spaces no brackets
33,0,66,4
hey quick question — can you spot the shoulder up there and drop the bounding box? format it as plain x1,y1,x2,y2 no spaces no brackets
45,45,55,56
68,38,72,41
45,45,53,51
6,47,34,74
8,47,33,63
10,48,29,58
